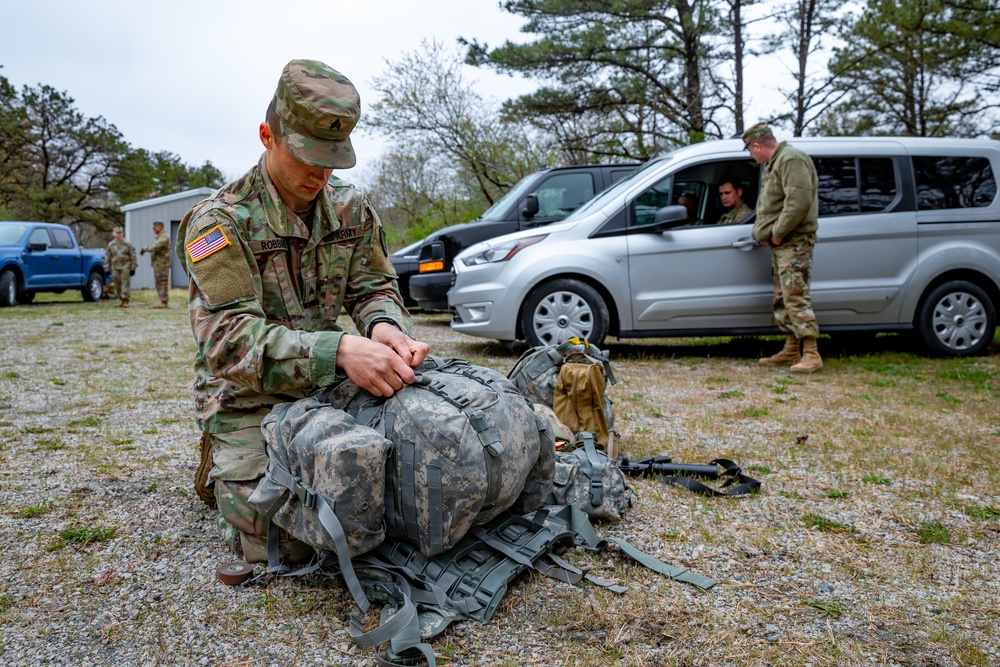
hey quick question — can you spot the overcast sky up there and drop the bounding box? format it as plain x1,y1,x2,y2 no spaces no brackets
1,0,787,183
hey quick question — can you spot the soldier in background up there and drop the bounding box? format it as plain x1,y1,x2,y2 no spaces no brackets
717,176,752,224
105,226,137,308
177,59,430,563
141,220,172,308
743,122,823,373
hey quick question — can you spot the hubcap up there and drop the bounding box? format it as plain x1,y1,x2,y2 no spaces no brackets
931,291,987,351
532,290,593,345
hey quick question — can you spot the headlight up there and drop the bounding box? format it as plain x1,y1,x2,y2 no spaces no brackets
461,235,546,266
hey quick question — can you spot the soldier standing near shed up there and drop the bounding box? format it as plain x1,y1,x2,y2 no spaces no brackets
106,226,137,308
141,220,172,308
177,59,430,563
743,122,823,373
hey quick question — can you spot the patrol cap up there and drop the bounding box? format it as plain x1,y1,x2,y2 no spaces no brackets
741,122,773,149
273,59,360,169
153,220,164,228
113,226,124,233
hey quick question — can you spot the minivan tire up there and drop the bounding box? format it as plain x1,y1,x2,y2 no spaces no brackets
916,280,996,357
0,270,16,308
521,278,609,348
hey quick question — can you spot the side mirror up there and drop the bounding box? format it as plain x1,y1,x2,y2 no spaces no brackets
652,204,690,228
521,194,539,219
27,243,47,252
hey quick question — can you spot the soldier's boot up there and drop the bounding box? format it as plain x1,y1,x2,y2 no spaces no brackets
121,299,129,308
116,300,125,308
790,337,823,373
152,302,168,309
758,334,801,365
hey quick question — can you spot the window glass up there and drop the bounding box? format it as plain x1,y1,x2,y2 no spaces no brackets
28,228,50,248
859,158,898,212
50,227,74,249
815,158,859,215
0,224,28,244
913,156,997,210
535,173,596,218
633,175,673,226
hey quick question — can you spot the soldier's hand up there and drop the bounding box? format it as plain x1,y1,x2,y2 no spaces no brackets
129,270,135,276
337,334,423,397
140,248,146,255
370,321,430,368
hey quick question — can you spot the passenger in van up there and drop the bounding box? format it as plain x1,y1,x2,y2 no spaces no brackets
678,193,704,225
743,122,823,373
716,177,753,224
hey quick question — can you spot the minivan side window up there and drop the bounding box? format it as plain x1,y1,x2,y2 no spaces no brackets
912,156,997,210
633,176,673,226
814,157,898,216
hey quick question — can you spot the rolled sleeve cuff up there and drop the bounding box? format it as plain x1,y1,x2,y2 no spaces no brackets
309,331,345,387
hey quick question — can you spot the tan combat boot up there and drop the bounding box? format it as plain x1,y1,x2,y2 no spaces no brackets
790,337,823,373
758,334,801,365
121,299,129,308
152,302,168,309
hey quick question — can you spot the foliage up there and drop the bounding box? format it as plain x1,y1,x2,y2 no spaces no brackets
0,70,224,233
464,0,727,161
367,39,551,236
763,0,847,136
828,0,1000,137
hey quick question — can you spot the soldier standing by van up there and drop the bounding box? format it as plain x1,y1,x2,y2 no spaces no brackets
106,226,137,308
743,122,823,373
178,59,430,563
140,220,171,308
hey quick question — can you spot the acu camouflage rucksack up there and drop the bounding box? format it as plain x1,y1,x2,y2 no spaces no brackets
327,355,555,557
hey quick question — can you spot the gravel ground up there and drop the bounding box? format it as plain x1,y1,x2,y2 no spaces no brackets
0,294,998,666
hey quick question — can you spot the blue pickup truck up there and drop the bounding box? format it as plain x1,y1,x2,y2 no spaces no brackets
0,221,108,307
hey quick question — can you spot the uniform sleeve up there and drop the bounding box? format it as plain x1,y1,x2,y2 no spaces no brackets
184,210,344,394
154,232,171,256
772,157,816,239
341,196,413,338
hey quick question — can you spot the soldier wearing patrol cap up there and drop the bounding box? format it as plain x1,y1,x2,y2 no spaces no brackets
105,226,137,307
742,122,822,373
176,59,430,562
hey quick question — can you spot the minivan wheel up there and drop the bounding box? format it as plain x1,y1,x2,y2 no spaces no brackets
521,278,609,348
916,280,996,357
0,270,16,308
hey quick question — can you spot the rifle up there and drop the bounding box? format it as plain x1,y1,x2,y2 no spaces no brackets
617,455,761,497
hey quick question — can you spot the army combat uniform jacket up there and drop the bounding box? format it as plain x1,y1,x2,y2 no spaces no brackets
752,142,818,244
105,238,137,272
718,201,752,225
148,230,172,270
177,155,411,442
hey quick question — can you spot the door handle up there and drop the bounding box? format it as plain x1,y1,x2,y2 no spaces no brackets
732,239,759,251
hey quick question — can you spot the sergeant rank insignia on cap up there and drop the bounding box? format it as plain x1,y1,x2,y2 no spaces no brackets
187,225,232,263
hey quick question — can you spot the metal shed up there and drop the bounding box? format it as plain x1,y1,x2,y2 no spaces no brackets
120,188,215,290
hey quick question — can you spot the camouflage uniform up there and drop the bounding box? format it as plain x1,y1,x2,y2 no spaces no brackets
751,141,819,339
718,200,752,225
177,154,411,561
105,237,137,301
144,228,172,304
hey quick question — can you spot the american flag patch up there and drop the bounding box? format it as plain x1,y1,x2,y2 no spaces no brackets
186,225,231,263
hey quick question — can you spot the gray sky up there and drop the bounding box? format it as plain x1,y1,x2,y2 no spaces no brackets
1,0,788,182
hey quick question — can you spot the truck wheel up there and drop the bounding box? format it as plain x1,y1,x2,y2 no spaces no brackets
916,280,996,356
82,270,104,302
15,291,35,304
0,270,16,308
521,278,609,348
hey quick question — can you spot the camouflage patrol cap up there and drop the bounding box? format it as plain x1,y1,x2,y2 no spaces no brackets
273,59,360,169
741,122,773,149
113,226,124,233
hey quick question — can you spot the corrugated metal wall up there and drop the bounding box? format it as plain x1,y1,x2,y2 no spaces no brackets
121,189,214,289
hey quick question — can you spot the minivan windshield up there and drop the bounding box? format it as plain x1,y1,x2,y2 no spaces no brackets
563,156,673,221
478,172,544,222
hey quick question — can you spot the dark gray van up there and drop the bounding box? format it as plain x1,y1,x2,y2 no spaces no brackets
408,163,637,310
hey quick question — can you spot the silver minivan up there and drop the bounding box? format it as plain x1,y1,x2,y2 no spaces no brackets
448,137,1000,356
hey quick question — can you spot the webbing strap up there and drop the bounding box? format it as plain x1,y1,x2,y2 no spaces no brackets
606,537,716,590
573,432,606,508
427,463,443,556
399,438,419,545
